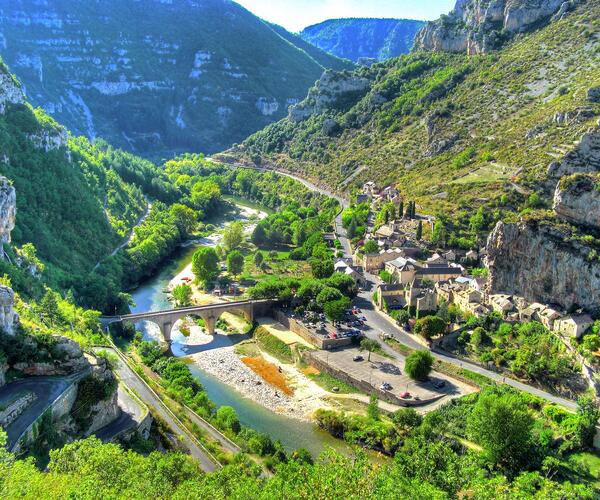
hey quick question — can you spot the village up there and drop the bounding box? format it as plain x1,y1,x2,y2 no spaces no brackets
327,181,598,386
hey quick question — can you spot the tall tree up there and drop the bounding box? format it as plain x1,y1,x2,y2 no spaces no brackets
223,221,244,251
416,221,423,241
192,247,219,284
227,250,245,277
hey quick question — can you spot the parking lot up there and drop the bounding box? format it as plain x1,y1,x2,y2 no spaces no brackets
290,307,366,341
310,347,474,405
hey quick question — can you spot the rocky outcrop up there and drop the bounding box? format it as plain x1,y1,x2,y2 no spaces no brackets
26,126,68,152
289,71,371,122
0,285,19,335
547,125,600,180
415,0,579,54
0,67,24,113
553,173,600,230
0,177,16,246
14,337,90,376
485,219,600,311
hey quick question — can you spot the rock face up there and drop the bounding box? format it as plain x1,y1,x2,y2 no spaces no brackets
415,0,576,54
0,177,16,245
300,18,426,62
553,173,600,230
547,125,600,180
289,71,371,122
0,285,19,335
0,0,347,156
0,67,24,113
485,220,600,311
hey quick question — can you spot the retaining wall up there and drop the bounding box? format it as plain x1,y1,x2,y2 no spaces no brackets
273,310,352,349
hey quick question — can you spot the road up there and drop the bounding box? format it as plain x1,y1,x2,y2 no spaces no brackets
93,197,152,271
103,346,221,471
93,385,143,443
0,372,88,450
222,161,579,411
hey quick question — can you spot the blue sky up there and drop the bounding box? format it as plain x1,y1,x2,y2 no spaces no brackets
235,0,456,32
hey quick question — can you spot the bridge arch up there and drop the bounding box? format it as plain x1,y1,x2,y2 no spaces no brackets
105,299,274,344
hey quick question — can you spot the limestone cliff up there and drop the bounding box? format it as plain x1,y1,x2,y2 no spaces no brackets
547,124,600,180
485,219,600,311
289,71,372,122
553,173,600,230
0,65,24,113
0,285,18,335
415,0,580,54
0,177,16,245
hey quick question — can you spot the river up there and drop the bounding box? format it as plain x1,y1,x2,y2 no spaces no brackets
129,205,346,457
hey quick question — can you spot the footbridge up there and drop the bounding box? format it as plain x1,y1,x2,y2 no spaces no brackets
102,299,276,343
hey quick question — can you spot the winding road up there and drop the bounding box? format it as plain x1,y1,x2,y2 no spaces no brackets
221,160,579,411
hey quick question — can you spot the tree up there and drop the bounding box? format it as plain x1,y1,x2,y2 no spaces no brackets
416,221,423,241
227,250,244,277
391,408,422,429
393,309,410,326
251,223,268,247
309,253,334,279
405,201,412,219
398,200,404,219
223,221,244,251
170,203,197,236
191,247,219,284
379,270,393,284
39,289,61,326
316,287,344,308
215,406,241,434
367,394,380,421
362,239,378,254
360,338,380,362
323,298,350,324
171,284,192,307
254,251,264,268
414,316,447,340
404,350,434,381
467,389,534,475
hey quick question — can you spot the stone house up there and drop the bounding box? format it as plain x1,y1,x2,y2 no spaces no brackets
405,279,437,315
385,256,422,284
555,314,594,339
488,294,516,315
355,248,404,273
376,283,405,310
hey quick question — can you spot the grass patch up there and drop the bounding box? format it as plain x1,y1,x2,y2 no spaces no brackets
241,356,293,396
254,326,294,364
566,451,600,490
306,370,361,394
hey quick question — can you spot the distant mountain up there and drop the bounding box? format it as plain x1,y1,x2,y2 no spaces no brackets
300,18,426,62
0,0,351,157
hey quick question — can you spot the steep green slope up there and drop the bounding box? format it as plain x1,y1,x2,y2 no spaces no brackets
300,18,426,62
0,0,344,157
267,23,354,71
0,59,169,288
231,0,599,228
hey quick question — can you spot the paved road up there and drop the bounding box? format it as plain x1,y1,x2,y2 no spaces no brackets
93,197,152,271
93,385,142,442
0,372,87,450
103,346,221,471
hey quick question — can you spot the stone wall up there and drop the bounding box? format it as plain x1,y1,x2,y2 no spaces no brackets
273,310,353,349
0,392,36,427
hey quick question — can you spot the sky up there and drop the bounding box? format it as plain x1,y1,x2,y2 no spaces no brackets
234,0,456,32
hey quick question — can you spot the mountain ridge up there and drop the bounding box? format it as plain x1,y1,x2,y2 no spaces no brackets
0,0,349,158
300,18,426,62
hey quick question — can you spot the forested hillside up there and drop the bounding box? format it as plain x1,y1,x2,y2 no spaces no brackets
300,18,426,62
0,0,352,157
231,0,599,236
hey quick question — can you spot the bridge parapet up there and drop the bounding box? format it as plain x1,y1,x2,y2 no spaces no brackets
102,299,276,343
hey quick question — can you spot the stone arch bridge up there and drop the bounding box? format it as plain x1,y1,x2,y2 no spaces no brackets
101,299,276,343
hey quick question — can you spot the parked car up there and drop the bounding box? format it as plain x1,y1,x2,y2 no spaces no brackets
380,382,392,391
433,380,446,389
353,355,364,362
400,392,411,399
329,333,337,339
